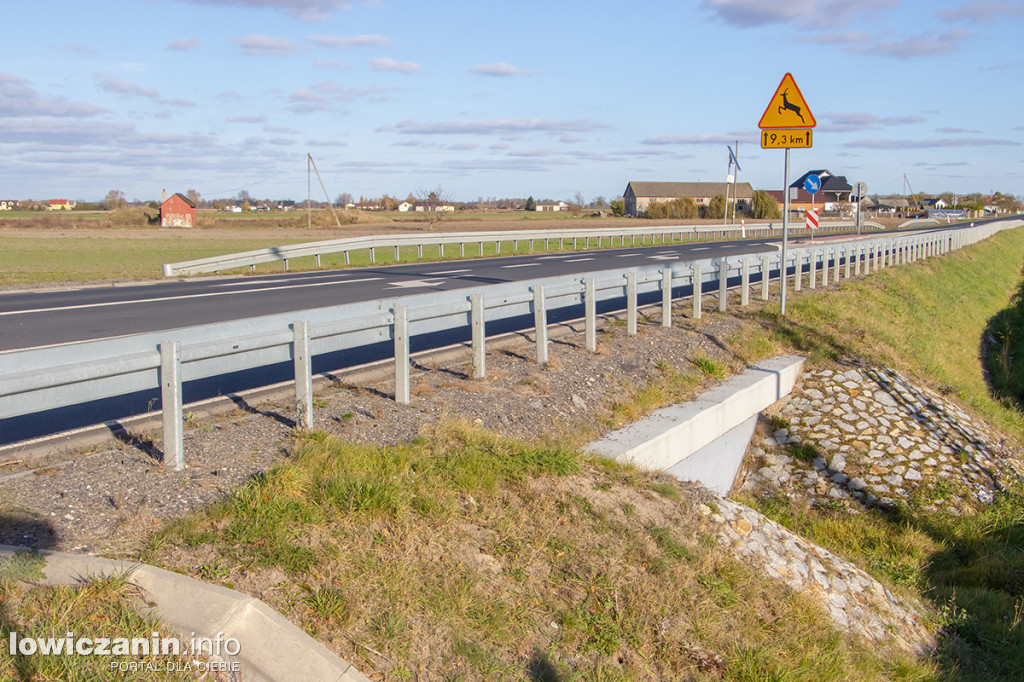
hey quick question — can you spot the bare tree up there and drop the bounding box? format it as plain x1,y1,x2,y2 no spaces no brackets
416,184,451,229
103,189,126,210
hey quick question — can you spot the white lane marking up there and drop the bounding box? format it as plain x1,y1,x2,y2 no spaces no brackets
564,258,595,263
690,246,712,251
386,279,445,289
0,278,385,317
212,273,350,287
421,269,471,275
615,253,644,257
648,255,678,260
501,263,539,268
537,254,574,260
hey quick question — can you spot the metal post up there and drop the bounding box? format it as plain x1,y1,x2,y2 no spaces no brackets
661,268,673,327
844,244,852,279
159,341,184,471
693,264,702,319
627,272,638,335
293,321,313,430
761,254,770,300
809,249,817,289
394,305,410,404
781,148,790,316
741,259,750,306
471,293,485,379
534,285,548,363
821,248,829,285
585,277,597,352
718,259,728,312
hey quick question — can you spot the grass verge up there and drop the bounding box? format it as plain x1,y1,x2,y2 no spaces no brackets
143,421,930,680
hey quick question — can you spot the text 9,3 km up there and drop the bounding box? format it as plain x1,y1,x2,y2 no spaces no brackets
761,129,813,149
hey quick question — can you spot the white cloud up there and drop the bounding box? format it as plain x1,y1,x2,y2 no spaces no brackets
641,132,757,145
702,0,896,30
817,112,925,133
0,73,106,118
166,37,200,50
852,29,969,59
371,57,421,73
96,76,161,100
234,34,298,56
939,0,1024,25
469,62,528,77
846,137,1020,150
385,118,608,135
307,33,390,47
169,0,357,22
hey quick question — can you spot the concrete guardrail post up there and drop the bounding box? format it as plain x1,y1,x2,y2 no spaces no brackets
471,293,485,379
693,264,702,319
393,305,410,404
863,244,871,275
627,272,638,335
854,245,862,276
844,245,852,279
534,284,548,363
741,259,750,306
833,247,841,284
369,247,375,264
821,247,830,284
661,268,673,327
794,252,802,292
718,259,728,312
293,321,313,430
585,277,597,352
159,341,184,471
809,250,817,289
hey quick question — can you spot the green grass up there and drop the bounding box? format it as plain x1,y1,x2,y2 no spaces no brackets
0,553,206,680
143,421,929,680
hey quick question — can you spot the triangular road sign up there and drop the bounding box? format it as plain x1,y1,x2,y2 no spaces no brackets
759,73,816,129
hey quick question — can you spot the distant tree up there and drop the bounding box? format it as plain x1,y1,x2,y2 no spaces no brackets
185,188,201,206
593,196,608,209
525,196,536,211
645,197,697,219
572,191,586,215
705,194,726,220
237,190,252,203
103,189,127,210
751,190,781,219
610,200,625,217
335,192,353,207
416,185,451,228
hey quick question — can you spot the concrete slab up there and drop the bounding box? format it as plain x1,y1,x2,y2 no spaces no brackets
0,545,369,682
586,355,805,490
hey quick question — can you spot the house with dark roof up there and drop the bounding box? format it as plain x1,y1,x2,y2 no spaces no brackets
160,192,197,227
766,170,854,214
623,181,754,217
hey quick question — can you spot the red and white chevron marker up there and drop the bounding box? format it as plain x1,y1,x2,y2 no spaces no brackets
805,208,819,230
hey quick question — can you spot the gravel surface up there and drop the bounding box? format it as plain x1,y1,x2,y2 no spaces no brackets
0,304,745,557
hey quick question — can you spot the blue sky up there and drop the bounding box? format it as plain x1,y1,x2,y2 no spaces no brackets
2,0,1023,204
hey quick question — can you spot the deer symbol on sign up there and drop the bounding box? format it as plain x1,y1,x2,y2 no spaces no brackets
777,89,805,124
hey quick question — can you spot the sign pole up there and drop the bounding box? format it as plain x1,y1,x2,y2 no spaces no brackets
781,148,790,317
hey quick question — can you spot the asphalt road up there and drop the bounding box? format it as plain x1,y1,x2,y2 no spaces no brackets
0,237,779,352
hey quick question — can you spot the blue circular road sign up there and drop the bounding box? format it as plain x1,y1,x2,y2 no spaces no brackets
804,173,821,194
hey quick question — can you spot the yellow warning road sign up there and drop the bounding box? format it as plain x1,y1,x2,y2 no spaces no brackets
760,128,813,149
759,73,816,129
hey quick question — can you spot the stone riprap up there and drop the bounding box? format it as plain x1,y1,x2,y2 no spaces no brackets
740,366,1023,511
701,497,936,655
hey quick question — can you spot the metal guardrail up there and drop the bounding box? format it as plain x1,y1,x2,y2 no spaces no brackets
3,219,1018,469
161,220,883,277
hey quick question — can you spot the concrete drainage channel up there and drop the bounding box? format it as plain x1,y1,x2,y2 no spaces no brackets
0,544,369,682
587,355,806,492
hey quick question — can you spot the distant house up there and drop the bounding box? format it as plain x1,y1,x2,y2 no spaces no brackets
921,198,949,210
47,199,75,211
623,182,754,217
535,200,568,212
397,201,414,212
414,202,455,212
0,200,17,211
785,170,853,213
160,192,197,227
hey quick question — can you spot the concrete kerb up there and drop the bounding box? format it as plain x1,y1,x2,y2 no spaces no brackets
0,544,369,682
586,355,806,493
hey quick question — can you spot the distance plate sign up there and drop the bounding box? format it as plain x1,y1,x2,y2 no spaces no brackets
761,129,812,149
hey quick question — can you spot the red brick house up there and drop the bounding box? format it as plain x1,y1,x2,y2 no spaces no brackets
160,193,197,227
